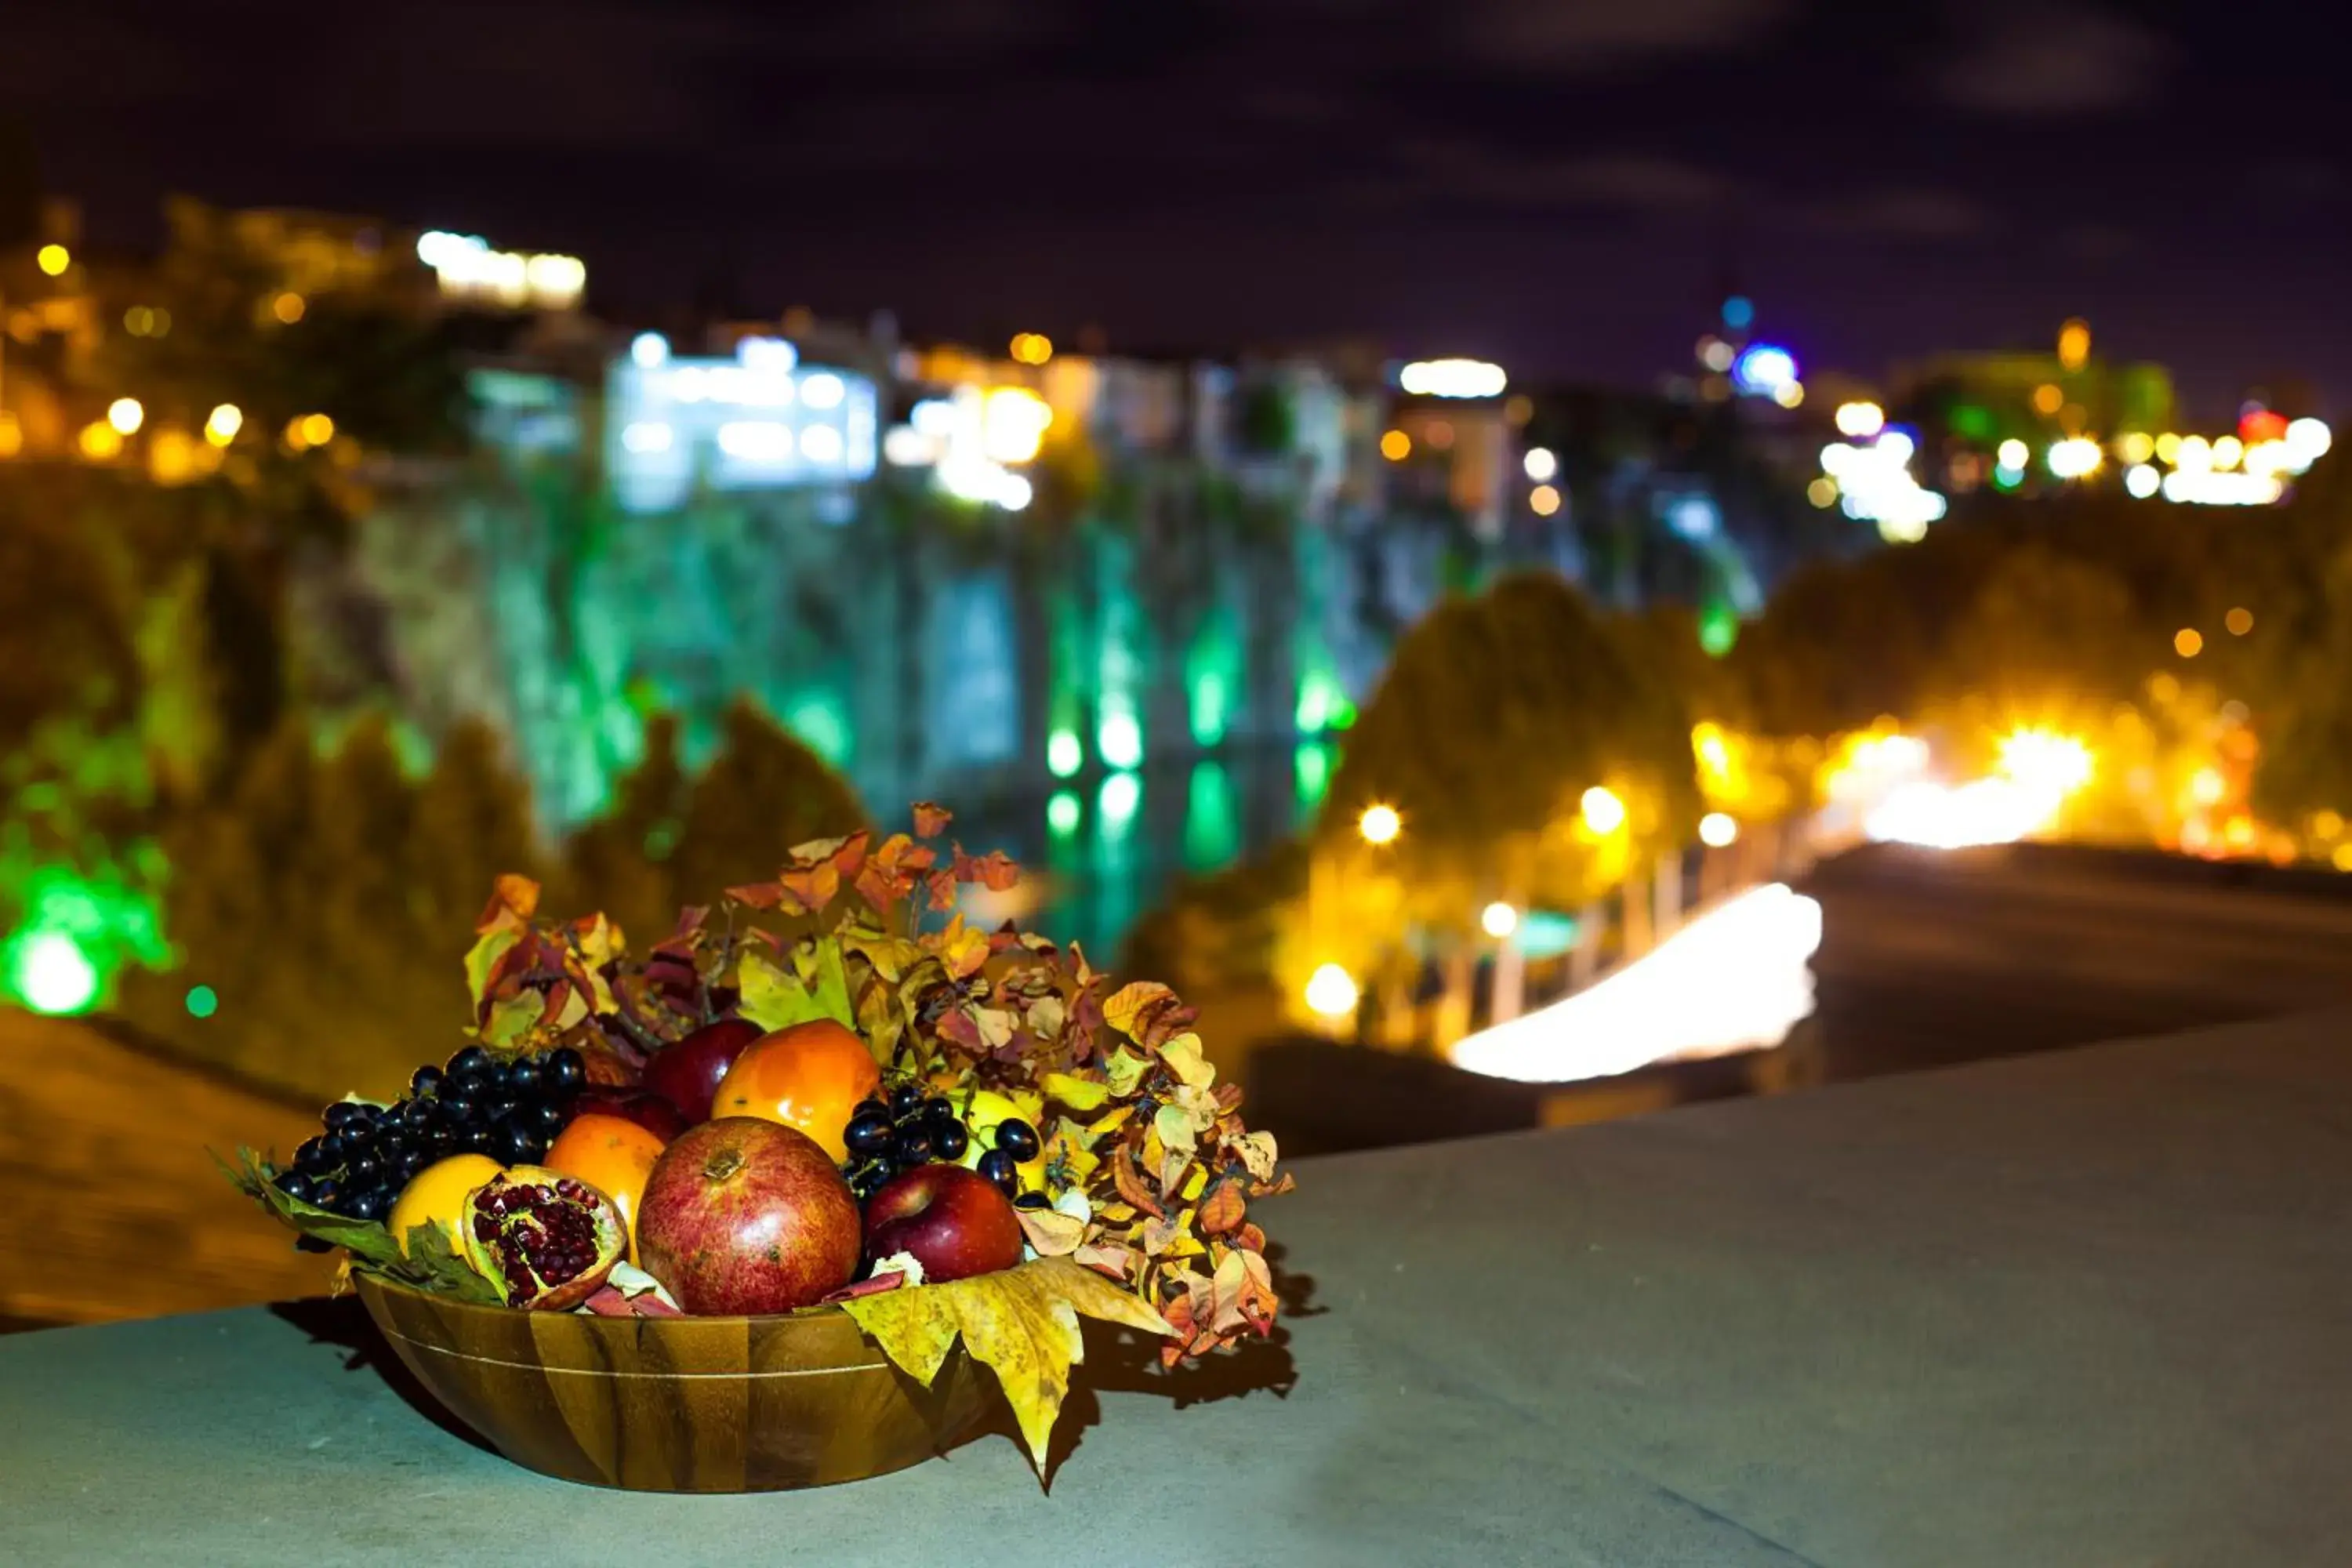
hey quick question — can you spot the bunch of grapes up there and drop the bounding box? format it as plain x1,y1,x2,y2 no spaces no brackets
838,1081,1041,1204
273,1045,588,1230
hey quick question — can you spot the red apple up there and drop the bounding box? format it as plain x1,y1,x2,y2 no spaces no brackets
569,1087,690,1145
636,1117,861,1314
862,1164,1023,1284
641,1017,764,1125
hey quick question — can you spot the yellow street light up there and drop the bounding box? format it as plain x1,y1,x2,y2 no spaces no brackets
1581,785,1627,835
292,412,336,448
205,404,243,447
1480,902,1519,939
1304,963,1359,1018
107,397,145,435
1358,803,1402,845
1530,484,1561,517
78,422,123,460
35,244,70,277
1700,811,1740,848
2174,627,2203,659
272,292,307,325
2226,607,2253,636
1834,401,1885,437
2057,317,2092,371
1380,429,1410,461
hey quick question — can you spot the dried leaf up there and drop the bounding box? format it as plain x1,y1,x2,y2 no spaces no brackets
953,845,1020,891
775,862,841,915
1016,1207,1087,1257
1235,1130,1279,1184
913,801,954,838
1154,1102,1198,1160
1102,1048,1149,1098
840,1258,1171,1475
1112,1152,1165,1218
1198,1179,1247,1236
926,915,992,980
1102,980,1178,1042
737,940,855,1034
474,873,540,931
1158,1031,1217,1091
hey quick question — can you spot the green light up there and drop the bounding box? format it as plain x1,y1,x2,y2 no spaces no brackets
1184,761,1240,872
1099,770,1142,840
1189,671,1229,748
1699,605,1739,658
9,931,99,1016
1295,673,1333,733
1047,790,1082,840
185,984,219,1019
1098,702,1144,770
783,692,852,768
1047,728,1084,779
1294,741,1332,813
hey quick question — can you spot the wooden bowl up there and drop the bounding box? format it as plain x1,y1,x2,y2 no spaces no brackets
354,1273,992,1491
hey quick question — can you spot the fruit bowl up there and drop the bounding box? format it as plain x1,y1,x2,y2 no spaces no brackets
355,1272,991,1491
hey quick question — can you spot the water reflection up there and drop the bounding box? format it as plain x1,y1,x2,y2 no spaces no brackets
952,746,1321,959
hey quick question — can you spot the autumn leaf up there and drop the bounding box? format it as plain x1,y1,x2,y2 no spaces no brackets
1102,980,1177,1041
1016,1207,1087,1257
474,873,540,931
912,802,953,838
1040,1070,1110,1112
840,1258,1171,1475
1157,1031,1217,1091
462,925,523,1011
925,915,991,980
1198,1178,1247,1236
1234,1130,1280,1184
952,845,1020,891
737,939,855,1034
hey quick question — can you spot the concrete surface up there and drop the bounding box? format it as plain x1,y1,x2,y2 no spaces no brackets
7,1007,2352,1566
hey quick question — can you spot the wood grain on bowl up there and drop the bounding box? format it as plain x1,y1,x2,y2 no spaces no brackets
355,1273,989,1491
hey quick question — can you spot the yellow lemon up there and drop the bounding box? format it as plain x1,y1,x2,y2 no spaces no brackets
386,1153,505,1256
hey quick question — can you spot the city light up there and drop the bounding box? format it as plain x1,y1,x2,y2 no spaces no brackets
2156,432,2183,463
1697,337,1736,373
1523,446,1558,482
609,336,877,508
1399,359,1507,398
8,931,99,1015
204,404,243,446
2176,434,2212,470
2227,607,2254,636
1997,437,2029,470
1772,381,1806,409
2125,463,2161,499
1807,477,1838,507
2032,383,2063,416
1731,343,1798,397
1530,484,1562,517
296,412,335,448
1481,902,1519,939
1380,429,1410,461
1867,778,2056,850
1581,786,1627,835
2046,437,2102,479
1835,401,1886,438
2162,470,2282,506
416,230,586,310
1009,332,1054,365
2286,417,2332,465
272,292,306,325
1997,728,2094,800
1450,884,1821,1085
78,423,122,460
1304,962,1360,1019
1098,706,1143,771
107,397,145,435
1046,789,1081,838
1820,434,1946,538
620,420,673,453
2117,431,2155,464
36,244,70,276
1358,803,1402,845
2057,317,2091,371
980,386,1052,464
2175,628,2203,658
1700,811,1740,848
1046,728,1083,779
630,332,670,368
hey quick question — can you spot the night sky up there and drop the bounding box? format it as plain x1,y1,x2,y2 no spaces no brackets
6,1,2344,416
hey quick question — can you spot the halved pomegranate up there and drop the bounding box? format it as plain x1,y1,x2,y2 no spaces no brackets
460,1166,626,1311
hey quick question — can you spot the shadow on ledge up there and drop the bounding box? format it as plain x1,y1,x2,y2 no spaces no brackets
269,1295,496,1457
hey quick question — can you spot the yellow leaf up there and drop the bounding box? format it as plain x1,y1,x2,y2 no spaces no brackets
1016,1207,1086,1256
1027,994,1067,1040
1103,1049,1149,1098
1236,1130,1279,1183
839,1258,1172,1475
1154,1102,1196,1159
1180,1163,1209,1201
1158,1031,1217,1090
1102,979,1176,1037
1041,1071,1111,1112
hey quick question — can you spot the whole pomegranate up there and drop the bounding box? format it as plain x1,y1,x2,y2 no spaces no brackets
636,1118,860,1315
460,1167,627,1311
641,1016,764,1125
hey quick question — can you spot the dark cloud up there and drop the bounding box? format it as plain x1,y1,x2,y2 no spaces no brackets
1936,2,2170,117
1458,0,1790,71
1802,188,1998,242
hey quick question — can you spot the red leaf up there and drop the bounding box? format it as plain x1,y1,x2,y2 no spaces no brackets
775,863,840,915
926,869,960,910
1113,1153,1165,1219
474,873,540,932
912,802,953,838
724,882,783,910
1198,1179,1247,1237
952,846,1020,891
670,905,709,939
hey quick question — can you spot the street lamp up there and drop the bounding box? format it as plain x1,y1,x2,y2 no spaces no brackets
1304,963,1359,1019
1358,803,1402,845
1481,902,1519,939
1581,786,1627,835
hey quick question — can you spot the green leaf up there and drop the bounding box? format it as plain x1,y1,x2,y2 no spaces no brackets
216,1147,401,1266
368,1222,504,1305
739,937,855,1033
480,988,546,1047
